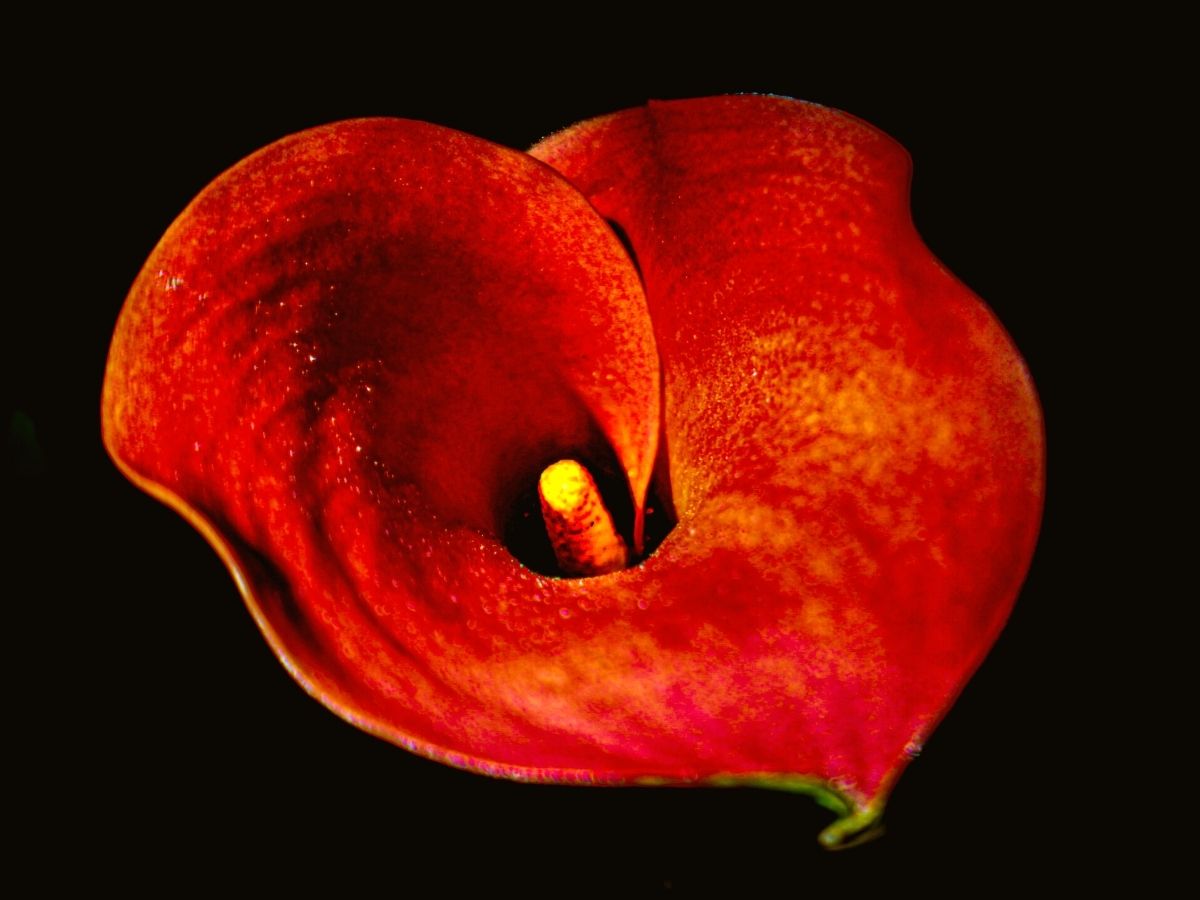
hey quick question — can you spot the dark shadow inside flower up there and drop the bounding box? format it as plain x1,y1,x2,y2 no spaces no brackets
499,416,677,577
605,219,643,282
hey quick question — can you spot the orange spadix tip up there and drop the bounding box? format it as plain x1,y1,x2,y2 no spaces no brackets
539,460,591,514
538,459,629,577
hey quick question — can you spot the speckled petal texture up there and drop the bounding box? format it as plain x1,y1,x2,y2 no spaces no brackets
531,97,1043,825
103,98,1043,846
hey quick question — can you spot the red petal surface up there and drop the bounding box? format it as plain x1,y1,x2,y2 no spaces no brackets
104,100,1044,846
102,117,662,777
530,97,1043,831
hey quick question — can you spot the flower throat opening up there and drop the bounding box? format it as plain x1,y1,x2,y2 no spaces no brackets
502,455,674,578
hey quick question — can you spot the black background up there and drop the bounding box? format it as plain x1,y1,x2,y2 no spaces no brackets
12,26,1113,892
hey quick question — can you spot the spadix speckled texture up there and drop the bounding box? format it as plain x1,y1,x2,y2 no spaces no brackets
102,97,1044,846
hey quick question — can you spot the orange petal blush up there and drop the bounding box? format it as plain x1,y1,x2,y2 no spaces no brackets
102,98,1043,847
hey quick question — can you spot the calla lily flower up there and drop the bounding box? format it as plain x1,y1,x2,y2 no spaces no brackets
101,95,1044,847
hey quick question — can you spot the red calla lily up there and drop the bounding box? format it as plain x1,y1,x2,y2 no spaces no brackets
101,95,1043,846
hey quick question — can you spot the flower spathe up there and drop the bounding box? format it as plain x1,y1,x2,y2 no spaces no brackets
102,96,1044,846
